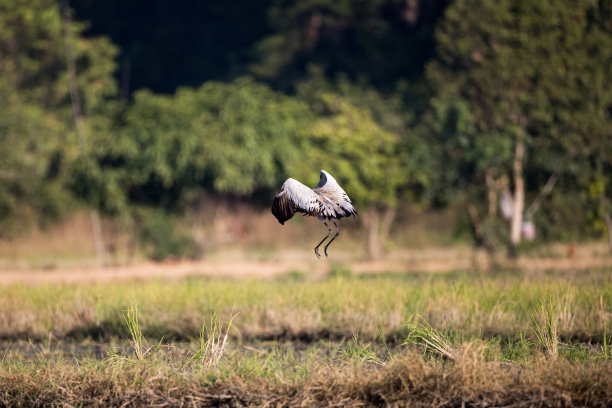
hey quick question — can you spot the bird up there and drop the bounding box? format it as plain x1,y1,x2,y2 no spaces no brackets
271,170,357,258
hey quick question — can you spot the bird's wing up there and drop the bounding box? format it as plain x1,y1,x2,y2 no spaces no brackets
271,178,324,224
314,184,357,219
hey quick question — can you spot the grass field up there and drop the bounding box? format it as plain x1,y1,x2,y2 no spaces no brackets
1,267,611,407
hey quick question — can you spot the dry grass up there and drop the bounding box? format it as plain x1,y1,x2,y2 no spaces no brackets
193,306,237,367
531,296,561,360
0,267,610,406
1,349,610,407
404,317,460,360
0,269,609,346
298,353,612,407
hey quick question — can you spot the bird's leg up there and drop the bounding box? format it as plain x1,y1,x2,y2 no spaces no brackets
323,220,340,257
314,218,333,258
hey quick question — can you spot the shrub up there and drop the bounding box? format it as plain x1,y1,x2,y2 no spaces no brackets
137,211,199,261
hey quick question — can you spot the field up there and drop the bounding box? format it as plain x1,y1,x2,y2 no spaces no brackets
1,264,611,407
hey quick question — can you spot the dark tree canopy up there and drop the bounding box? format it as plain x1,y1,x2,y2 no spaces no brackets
73,0,274,94
73,0,449,95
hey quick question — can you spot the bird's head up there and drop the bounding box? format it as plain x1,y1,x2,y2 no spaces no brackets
317,169,337,188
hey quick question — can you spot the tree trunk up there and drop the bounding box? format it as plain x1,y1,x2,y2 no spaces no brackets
364,210,381,260
509,140,525,256
604,211,612,252
190,193,206,257
90,211,106,268
380,206,397,249
485,168,497,217
525,173,558,219
62,0,105,268
467,204,484,245
362,206,397,260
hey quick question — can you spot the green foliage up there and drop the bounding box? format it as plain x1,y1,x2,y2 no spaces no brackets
191,77,314,195
136,211,198,261
73,0,273,94
535,185,593,241
298,69,433,206
2,0,612,251
426,0,612,244
0,0,118,235
0,77,66,234
306,93,401,208
251,0,444,91
78,77,314,217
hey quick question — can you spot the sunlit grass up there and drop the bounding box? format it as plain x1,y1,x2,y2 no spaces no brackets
0,267,610,407
531,295,560,360
404,316,459,360
0,269,610,345
193,305,237,367
123,303,145,359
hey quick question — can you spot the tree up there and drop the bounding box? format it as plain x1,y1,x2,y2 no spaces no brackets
74,77,315,256
0,0,118,237
306,96,400,259
115,77,314,205
561,1,612,250
73,0,273,95
251,0,447,93
295,72,431,258
428,0,609,255
0,76,67,236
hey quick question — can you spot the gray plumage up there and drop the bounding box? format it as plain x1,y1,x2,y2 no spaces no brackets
271,170,357,257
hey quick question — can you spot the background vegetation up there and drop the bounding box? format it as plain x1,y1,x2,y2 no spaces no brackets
1,3,611,405
1,0,611,261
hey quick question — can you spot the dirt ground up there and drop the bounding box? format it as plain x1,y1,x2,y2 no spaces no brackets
2,244,612,285
3,211,611,285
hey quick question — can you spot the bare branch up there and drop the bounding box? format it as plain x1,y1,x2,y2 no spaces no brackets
525,173,559,219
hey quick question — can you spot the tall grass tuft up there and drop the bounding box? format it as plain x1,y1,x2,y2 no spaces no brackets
123,303,145,359
600,295,609,360
404,317,458,361
531,295,560,360
603,318,609,360
193,307,238,367
121,303,163,360
340,331,380,364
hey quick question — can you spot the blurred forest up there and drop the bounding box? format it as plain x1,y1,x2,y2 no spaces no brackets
1,0,611,263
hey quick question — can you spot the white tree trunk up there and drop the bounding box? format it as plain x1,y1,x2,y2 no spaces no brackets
604,212,612,252
90,211,106,268
362,206,396,260
63,0,105,268
364,211,381,260
510,140,525,250
190,193,206,256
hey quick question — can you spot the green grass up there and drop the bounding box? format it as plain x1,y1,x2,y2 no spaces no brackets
531,294,560,359
1,268,609,344
0,268,610,406
193,304,237,367
404,316,459,360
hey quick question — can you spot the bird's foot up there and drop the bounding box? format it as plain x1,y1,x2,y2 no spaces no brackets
314,248,321,258
324,248,329,258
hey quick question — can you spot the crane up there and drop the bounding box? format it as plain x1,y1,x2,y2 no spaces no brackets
271,170,357,257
